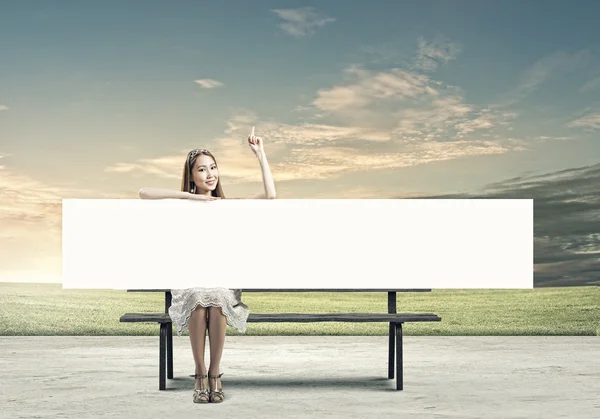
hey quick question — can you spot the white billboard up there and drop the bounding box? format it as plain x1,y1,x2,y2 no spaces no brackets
61,199,534,289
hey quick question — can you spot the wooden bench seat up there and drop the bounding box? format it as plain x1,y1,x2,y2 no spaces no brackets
120,311,441,391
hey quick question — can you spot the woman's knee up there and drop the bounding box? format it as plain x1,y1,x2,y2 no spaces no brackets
192,305,207,315
208,306,224,316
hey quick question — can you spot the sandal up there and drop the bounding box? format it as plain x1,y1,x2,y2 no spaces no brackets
208,373,225,403
190,374,209,404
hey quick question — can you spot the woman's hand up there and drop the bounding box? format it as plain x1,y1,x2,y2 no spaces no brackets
189,193,220,201
248,126,264,155
244,125,276,199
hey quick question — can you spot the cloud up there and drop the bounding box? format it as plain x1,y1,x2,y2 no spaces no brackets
105,155,185,179
356,36,462,72
454,110,518,138
0,164,127,228
578,76,600,93
240,143,507,183
0,173,62,229
104,48,525,188
311,66,517,144
392,95,472,141
517,51,589,94
568,110,600,131
271,7,335,38
105,107,521,188
413,163,600,287
0,105,8,111
243,121,391,144
518,53,569,92
356,41,415,69
220,110,391,144
415,37,462,71
307,38,519,145
107,55,525,186
203,114,519,184
495,49,592,107
454,113,496,137
270,141,512,182
313,67,440,112
535,135,574,142
0,165,125,281
194,79,224,89
224,112,259,135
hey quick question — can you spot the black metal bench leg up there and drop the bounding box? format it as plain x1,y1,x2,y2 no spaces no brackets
388,322,395,379
388,291,397,379
167,324,173,379
159,323,167,390
395,322,403,390
164,292,173,380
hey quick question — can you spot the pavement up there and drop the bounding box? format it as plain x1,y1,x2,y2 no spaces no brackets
1,336,599,419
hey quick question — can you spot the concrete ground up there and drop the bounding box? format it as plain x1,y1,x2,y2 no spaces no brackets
1,336,599,419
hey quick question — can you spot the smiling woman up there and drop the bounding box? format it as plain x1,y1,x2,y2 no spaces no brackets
182,148,226,198
137,128,276,404
138,128,276,201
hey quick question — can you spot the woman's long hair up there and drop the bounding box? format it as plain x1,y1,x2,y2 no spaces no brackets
181,149,225,198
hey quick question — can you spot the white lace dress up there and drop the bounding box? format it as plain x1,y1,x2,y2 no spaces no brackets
168,288,250,335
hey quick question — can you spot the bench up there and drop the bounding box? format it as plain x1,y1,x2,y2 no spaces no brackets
120,289,441,391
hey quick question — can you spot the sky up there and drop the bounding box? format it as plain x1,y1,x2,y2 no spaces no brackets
0,0,599,286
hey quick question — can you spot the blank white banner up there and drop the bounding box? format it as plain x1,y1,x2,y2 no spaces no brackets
61,199,534,290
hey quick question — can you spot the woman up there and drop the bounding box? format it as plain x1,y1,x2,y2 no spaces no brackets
139,129,276,404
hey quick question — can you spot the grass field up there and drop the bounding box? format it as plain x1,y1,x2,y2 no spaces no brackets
0,283,598,336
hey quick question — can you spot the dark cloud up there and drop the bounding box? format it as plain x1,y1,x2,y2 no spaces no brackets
402,163,600,287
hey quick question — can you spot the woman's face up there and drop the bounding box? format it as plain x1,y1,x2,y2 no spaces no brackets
191,154,219,194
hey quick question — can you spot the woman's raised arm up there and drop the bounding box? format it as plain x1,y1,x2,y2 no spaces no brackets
247,127,277,199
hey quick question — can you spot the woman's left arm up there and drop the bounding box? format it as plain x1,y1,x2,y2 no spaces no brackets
253,150,277,199
248,130,277,199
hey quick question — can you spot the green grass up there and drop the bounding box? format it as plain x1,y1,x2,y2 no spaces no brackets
0,283,598,336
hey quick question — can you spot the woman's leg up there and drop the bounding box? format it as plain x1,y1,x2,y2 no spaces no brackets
207,306,227,392
188,306,209,390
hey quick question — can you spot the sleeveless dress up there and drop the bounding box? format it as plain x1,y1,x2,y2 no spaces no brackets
168,288,250,335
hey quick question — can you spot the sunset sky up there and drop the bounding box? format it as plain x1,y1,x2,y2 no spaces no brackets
1,1,599,285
